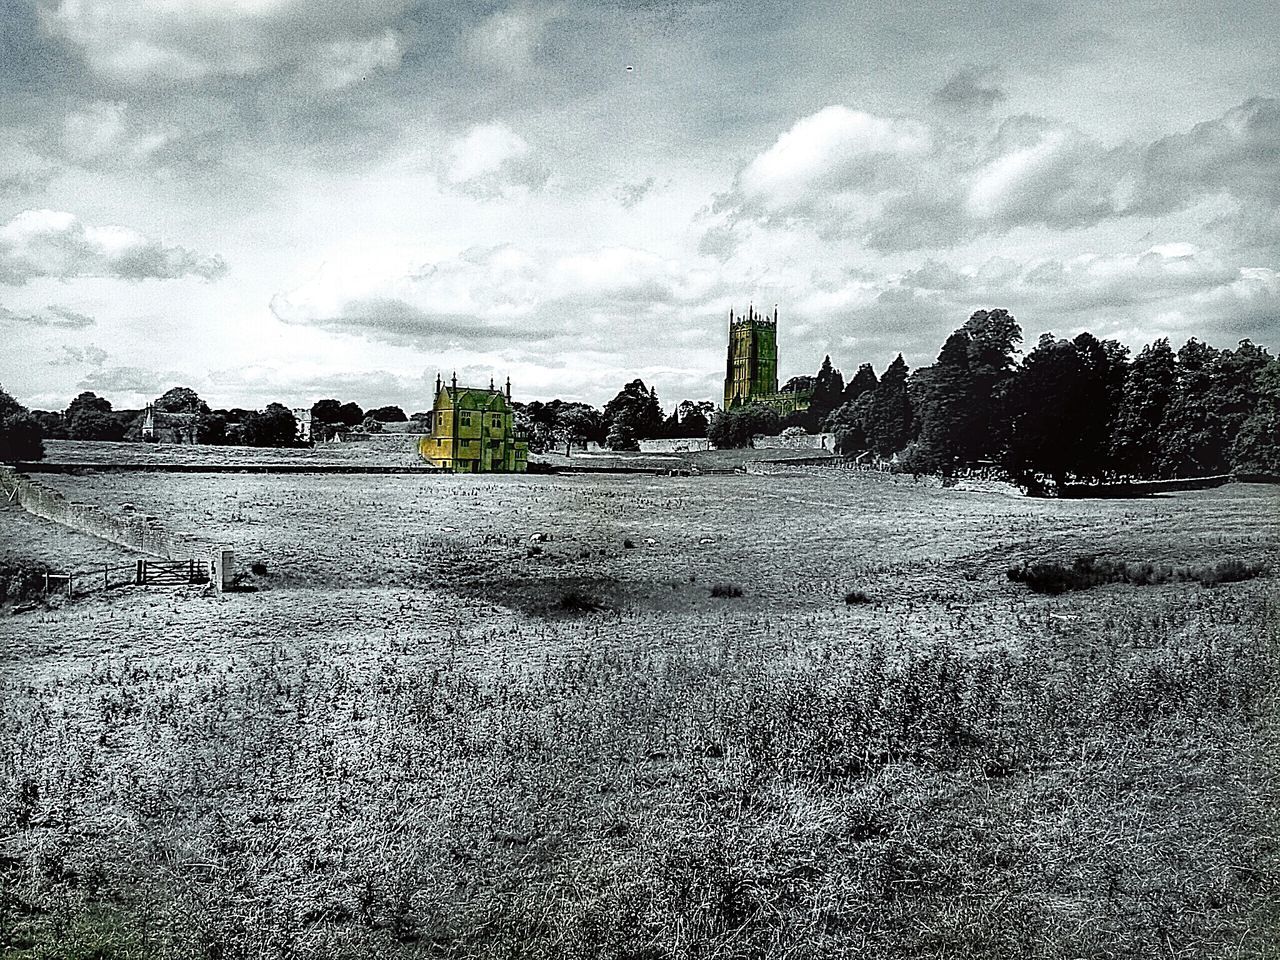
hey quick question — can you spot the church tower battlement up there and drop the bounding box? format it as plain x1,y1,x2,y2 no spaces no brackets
724,304,780,409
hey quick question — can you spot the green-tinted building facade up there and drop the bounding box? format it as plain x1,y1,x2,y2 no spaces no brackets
418,375,528,473
723,305,812,414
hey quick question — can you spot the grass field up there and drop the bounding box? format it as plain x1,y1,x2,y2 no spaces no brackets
0,469,1277,959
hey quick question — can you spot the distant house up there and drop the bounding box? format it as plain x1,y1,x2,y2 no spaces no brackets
291,408,313,443
139,404,198,443
418,375,529,473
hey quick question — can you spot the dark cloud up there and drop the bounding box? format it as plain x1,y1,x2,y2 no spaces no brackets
932,68,1006,113
0,166,57,197
1134,97,1280,217
270,295,557,348
616,176,656,208
48,343,109,367
77,365,168,394
0,303,94,328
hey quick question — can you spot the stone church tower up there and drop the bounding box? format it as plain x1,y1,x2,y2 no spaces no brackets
723,304,779,409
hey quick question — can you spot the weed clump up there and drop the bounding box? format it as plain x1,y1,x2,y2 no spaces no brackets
709,583,743,598
249,561,268,576
844,589,871,605
1008,555,1267,594
623,539,636,549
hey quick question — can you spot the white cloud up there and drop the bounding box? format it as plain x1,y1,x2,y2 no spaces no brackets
738,106,930,212
447,123,531,183
307,29,403,90
464,6,554,73
444,123,549,197
0,209,227,284
965,118,1129,230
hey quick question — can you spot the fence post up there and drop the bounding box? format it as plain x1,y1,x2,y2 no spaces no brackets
135,559,145,586
212,548,235,593
104,565,109,590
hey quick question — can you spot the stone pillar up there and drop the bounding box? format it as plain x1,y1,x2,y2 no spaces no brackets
212,548,235,592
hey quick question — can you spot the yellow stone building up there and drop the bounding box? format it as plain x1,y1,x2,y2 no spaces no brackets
723,304,812,414
418,374,529,472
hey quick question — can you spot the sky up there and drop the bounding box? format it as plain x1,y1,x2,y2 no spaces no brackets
1,0,1277,413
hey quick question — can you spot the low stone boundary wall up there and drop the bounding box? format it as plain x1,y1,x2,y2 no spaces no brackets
1,467,177,558
637,438,712,453
752,432,835,451
1059,474,1233,497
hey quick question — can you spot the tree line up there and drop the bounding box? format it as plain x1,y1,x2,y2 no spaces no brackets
816,310,1277,484
2,310,1275,479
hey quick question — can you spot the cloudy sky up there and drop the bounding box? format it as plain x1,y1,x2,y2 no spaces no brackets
2,0,1277,413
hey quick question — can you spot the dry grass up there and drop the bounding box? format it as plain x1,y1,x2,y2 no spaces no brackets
0,469,1277,958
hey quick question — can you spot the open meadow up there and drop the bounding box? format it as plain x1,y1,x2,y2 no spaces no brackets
1,469,1277,959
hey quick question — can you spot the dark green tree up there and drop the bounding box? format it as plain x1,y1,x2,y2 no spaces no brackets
1157,339,1229,477
961,308,1023,459
665,400,713,438
827,394,872,454
1004,335,1082,485
196,411,227,445
367,405,407,422
810,356,845,427
867,355,913,457
1111,338,1177,477
311,399,344,423
603,380,663,449
842,363,877,405
29,410,68,439
1070,332,1129,479
337,401,364,427
707,405,781,448
1003,332,1125,485
239,403,299,447
153,386,209,414
69,409,126,440
1231,357,1280,475
909,332,972,473
556,405,601,455
65,391,112,423
0,385,44,462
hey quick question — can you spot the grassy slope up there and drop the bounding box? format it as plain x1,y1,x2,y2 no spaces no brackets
0,475,1276,959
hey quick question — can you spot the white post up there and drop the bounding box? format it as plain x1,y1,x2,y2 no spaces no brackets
213,548,235,592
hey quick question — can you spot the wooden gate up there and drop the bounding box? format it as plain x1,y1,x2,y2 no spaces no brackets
135,559,207,586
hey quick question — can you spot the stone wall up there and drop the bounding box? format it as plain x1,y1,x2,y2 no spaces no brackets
752,432,835,451
637,438,712,453
1,467,178,558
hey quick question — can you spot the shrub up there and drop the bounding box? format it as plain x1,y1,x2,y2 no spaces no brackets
249,561,268,576
709,583,743,598
0,564,52,602
0,401,45,463
623,539,636,549
844,589,871,605
1008,555,1266,594
1195,558,1266,585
